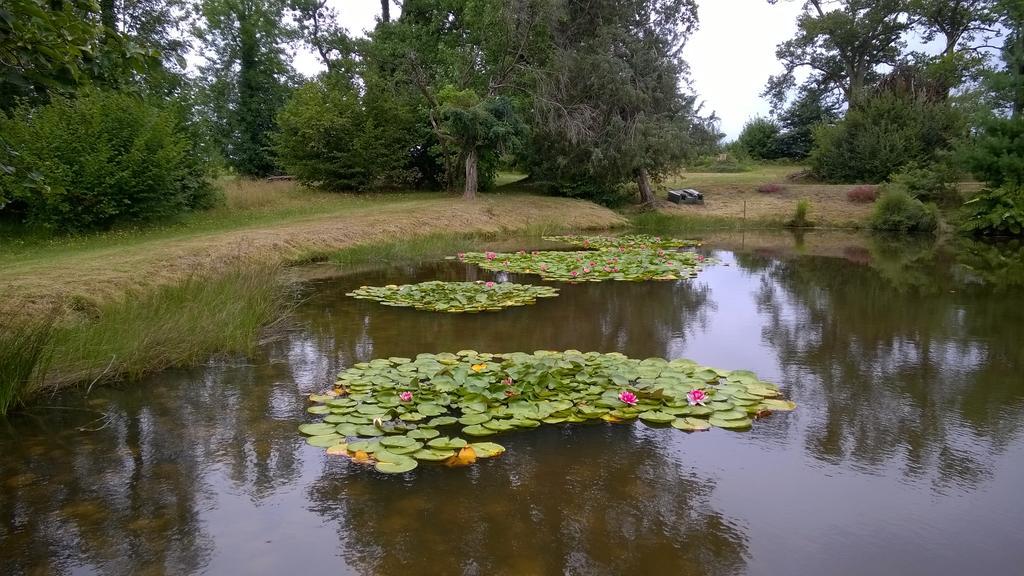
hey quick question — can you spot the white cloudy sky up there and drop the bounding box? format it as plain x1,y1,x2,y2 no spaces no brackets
291,1,913,139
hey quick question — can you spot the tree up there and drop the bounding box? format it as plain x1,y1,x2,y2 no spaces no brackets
197,0,295,176
737,117,782,160
529,0,718,207
773,87,841,158
437,88,521,199
765,0,910,110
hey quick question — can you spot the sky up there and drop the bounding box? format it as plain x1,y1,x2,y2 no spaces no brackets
292,1,807,140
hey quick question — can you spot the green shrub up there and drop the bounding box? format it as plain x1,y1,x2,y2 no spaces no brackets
274,73,429,191
737,117,783,160
887,163,960,206
0,91,214,232
959,116,1024,188
961,185,1024,236
808,93,964,184
786,199,813,228
869,189,939,233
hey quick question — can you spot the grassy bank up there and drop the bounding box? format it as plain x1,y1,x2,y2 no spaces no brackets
1,266,288,411
0,181,627,411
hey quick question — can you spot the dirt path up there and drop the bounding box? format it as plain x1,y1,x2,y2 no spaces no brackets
1,195,625,318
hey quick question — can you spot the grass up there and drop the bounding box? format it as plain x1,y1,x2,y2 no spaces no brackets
0,265,288,412
0,315,56,413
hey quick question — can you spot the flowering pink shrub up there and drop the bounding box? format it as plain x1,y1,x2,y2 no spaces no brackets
757,183,786,194
847,185,878,203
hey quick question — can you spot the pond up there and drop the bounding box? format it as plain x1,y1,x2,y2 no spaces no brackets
2,232,1023,575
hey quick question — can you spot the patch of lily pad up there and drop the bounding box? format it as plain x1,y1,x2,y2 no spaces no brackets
542,234,699,251
346,280,559,313
300,350,795,474
454,249,711,282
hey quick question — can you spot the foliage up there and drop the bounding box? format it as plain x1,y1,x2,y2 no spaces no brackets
737,117,783,160
786,199,813,228
299,350,797,471
457,247,711,282
527,0,720,206
347,281,559,312
542,234,698,250
961,184,1024,235
757,183,786,194
274,72,423,190
772,87,842,159
808,93,964,183
869,189,939,233
886,163,960,206
0,90,214,232
765,0,909,109
196,0,295,176
437,88,523,198
0,0,161,111
960,116,1024,188
0,314,55,414
847,186,879,203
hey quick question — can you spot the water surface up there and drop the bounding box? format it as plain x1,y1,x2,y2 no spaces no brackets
2,233,1023,575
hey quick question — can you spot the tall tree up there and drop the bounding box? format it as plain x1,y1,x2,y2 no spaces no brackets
765,0,910,110
197,0,295,176
530,0,718,206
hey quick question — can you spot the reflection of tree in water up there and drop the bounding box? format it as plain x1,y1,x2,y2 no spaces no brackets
0,358,308,574
739,246,1024,493
308,426,748,576
284,261,715,393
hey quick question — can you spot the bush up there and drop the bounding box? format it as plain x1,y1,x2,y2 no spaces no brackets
737,117,783,160
757,183,786,194
808,93,963,184
847,185,879,203
887,163,959,206
961,185,1024,236
274,73,431,191
0,91,213,232
786,199,813,227
869,189,939,233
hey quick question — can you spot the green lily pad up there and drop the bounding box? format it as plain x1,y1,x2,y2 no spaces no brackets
470,442,506,458
428,416,458,427
458,413,492,425
307,405,331,415
298,423,337,436
355,425,385,437
709,416,753,429
427,436,468,450
412,448,455,461
462,424,498,436
407,428,440,439
761,399,797,411
306,434,344,447
347,281,560,313
375,457,418,474
379,436,416,448
638,411,675,424
387,441,424,455
671,417,712,432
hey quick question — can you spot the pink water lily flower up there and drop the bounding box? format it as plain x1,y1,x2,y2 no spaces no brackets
485,281,496,288
658,250,665,256
502,377,514,386
570,270,579,277
485,251,497,260
582,267,591,273
458,252,465,259
687,389,707,406
618,391,638,406
399,391,413,402
540,264,548,271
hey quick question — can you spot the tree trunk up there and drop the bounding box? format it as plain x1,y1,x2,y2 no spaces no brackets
464,149,478,200
380,0,390,23
636,167,656,208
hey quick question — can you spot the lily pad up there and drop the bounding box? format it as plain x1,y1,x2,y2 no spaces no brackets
469,442,506,458
375,458,418,474
300,350,796,470
347,281,559,313
671,417,712,432
542,234,699,251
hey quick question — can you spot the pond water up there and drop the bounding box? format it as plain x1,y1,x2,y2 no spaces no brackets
2,233,1023,575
